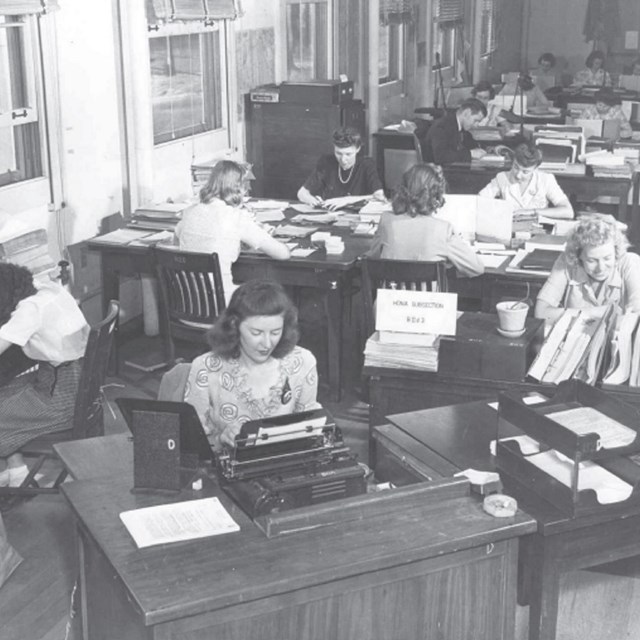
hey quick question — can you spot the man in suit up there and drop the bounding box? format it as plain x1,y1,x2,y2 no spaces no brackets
424,98,487,165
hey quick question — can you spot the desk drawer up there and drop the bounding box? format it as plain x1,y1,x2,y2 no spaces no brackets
373,424,454,486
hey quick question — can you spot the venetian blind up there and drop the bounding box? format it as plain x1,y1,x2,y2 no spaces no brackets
146,0,237,24
0,0,58,14
380,0,414,24
436,0,464,23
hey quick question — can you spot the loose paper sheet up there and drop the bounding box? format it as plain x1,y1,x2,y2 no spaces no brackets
120,497,239,549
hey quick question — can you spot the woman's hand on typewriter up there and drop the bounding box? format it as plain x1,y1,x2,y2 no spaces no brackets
220,423,241,448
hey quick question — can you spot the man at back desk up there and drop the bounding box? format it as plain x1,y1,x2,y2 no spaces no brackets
423,98,488,165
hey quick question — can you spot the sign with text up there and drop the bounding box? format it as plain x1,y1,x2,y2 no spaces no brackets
375,290,458,336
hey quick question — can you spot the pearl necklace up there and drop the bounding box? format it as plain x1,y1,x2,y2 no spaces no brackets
338,163,355,185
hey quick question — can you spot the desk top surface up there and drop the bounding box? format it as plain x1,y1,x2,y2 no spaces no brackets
384,400,640,534
58,434,534,626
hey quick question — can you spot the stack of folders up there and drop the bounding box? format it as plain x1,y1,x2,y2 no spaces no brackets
364,331,439,371
528,305,615,385
533,125,584,171
602,313,640,386
584,150,633,179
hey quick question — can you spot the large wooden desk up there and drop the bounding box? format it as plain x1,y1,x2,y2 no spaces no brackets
88,227,371,401
372,400,640,640
56,435,535,640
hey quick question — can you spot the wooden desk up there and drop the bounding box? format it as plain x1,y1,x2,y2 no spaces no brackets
442,163,639,232
372,400,640,640
57,435,535,640
88,225,371,401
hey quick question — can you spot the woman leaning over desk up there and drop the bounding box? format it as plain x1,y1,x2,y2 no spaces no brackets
175,160,290,304
369,163,484,278
183,280,320,449
479,141,574,221
534,217,640,325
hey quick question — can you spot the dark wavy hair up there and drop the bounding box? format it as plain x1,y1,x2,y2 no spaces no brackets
594,88,617,106
0,262,37,328
392,163,446,218
207,280,299,360
332,127,362,149
513,141,543,169
199,160,251,207
585,50,605,70
458,97,488,118
471,80,495,100
538,52,556,68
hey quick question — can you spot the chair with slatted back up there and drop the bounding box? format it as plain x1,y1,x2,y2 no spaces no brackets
0,299,120,497
153,246,226,366
360,257,449,338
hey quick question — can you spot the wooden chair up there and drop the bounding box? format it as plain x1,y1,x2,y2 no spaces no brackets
153,247,226,365
360,257,449,338
0,299,120,497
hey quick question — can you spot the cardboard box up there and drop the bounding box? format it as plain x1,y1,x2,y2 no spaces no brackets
439,312,544,382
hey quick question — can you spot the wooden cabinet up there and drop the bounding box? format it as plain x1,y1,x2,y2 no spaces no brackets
246,99,366,200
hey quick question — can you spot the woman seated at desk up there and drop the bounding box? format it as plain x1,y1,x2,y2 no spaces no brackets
184,280,320,449
175,160,290,304
573,50,612,87
368,163,484,278
578,89,633,139
297,127,385,208
0,263,89,487
471,81,506,127
479,141,574,221
531,52,559,93
498,74,551,110
535,216,640,325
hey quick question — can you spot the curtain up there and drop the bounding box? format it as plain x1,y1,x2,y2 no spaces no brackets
583,0,619,52
0,0,58,14
146,0,238,24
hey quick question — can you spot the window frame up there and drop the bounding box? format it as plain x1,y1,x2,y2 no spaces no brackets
378,20,405,86
0,13,53,212
480,0,498,57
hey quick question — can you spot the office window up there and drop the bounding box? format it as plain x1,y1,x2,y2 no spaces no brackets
379,22,404,85
0,15,43,188
285,0,329,81
433,0,463,70
480,0,498,56
149,24,225,145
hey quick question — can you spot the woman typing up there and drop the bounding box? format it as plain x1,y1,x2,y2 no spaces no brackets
183,280,320,449
535,217,640,325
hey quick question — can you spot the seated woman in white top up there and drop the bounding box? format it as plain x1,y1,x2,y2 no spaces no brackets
175,160,290,303
471,81,506,127
479,141,574,221
535,216,640,325
499,74,551,110
530,52,559,93
0,264,89,487
573,50,612,87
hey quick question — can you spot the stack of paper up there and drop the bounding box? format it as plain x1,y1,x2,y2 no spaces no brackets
364,331,439,371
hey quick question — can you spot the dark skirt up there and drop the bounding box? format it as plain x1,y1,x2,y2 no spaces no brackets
0,360,82,457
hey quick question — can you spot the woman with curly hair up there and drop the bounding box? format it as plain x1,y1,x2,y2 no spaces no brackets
175,160,290,303
535,216,640,324
479,141,574,220
0,263,89,486
368,163,484,277
183,279,320,448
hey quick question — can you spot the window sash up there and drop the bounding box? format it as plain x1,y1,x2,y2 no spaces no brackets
0,0,58,15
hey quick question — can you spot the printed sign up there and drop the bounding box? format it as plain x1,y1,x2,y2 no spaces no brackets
375,290,458,336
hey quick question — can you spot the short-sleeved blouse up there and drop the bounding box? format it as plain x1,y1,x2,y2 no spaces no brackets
573,68,612,87
478,170,570,211
184,346,320,447
537,252,640,312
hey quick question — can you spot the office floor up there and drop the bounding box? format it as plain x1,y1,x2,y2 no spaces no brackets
2,334,640,640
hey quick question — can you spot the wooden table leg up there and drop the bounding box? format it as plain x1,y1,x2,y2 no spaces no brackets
98,255,121,374
324,277,344,402
527,533,562,640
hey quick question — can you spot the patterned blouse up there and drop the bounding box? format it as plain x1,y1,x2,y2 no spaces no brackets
184,346,320,448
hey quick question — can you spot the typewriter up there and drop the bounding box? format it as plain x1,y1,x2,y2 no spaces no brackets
216,408,367,518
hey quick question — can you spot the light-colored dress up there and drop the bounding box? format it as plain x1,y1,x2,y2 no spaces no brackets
479,170,572,213
573,68,612,87
537,252,640,312
579,104,632,138
175,199,275,303
184,346,320,448
0,280,89,456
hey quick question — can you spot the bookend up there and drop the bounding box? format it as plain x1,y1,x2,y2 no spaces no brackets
496,380,640,517
131,409,193,494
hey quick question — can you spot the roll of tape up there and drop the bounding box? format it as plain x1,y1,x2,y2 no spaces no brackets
483,493,518,518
